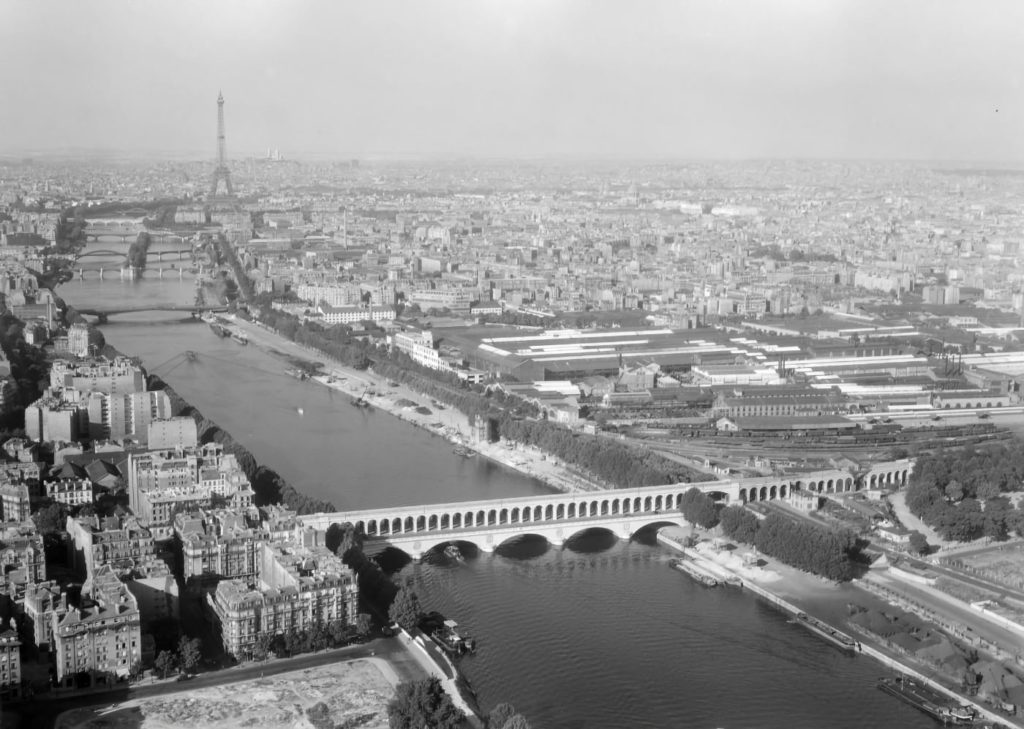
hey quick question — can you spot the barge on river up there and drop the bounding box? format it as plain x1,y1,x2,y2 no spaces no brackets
419,612,476,656
669,557,718,587
877,676,976,725
792,612,858,653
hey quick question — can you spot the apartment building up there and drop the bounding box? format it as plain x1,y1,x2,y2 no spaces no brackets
0,482,30,522
315,303,396,325
83,389,173,443
50,356,145,395
0,629,21,700
147,416,199,450
126,444,255,537
66,514,157,579
24,392,82,443
0,523,46,598
46,477,93,507
23,580,67,651
391,328,452,373
177,509,264,586
407,286,473,313
207,541,359,660
52,564,142,686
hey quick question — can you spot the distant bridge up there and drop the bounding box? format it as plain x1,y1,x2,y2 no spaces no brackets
296,460,912,559
75,303,229,320
83,228,188,243
75,248,192,265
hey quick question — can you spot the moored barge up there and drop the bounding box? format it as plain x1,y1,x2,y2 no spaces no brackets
877,676,976,725
793,612,858,653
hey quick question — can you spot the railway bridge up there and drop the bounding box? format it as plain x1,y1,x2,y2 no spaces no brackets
296,459,913,559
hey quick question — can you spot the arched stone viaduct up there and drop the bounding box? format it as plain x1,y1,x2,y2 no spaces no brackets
297,460,913,559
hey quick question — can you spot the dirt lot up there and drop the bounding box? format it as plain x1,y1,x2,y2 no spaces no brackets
56,659,396,729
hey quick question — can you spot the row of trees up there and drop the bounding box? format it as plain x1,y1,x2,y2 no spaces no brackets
0,312,50,417
497,417,709,488
906,446,1024,542
713,501,863,581
252,297,375,371
751,512,862,582
216,232,254,302
249,616,371,661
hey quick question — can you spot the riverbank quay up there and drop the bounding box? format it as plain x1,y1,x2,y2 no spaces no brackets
396,629,484,728
231,315,622,495
656,526,1022,728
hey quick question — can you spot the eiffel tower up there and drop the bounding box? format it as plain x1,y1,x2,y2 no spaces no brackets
209,91,234,199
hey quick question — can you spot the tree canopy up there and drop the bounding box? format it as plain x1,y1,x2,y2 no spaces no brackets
719,507,862,581
679,487,719,528
906,445,1024,542
388,586,422,633
387,678,464,729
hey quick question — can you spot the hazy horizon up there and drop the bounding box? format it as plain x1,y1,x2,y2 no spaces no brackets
2,0,1022,163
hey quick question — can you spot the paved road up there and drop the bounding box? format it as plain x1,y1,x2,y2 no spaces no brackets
4,638,417,729
888,489,952,548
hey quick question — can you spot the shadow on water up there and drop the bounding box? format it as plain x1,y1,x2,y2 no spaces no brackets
630,521,679,547
376,547,413,574
563,528,619,554
494,534,550,560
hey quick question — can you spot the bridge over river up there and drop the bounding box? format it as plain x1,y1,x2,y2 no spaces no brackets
74,303,229,321
297,459,912,559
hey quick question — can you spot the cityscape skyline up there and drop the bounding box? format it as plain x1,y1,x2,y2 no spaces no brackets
2,0,1023,162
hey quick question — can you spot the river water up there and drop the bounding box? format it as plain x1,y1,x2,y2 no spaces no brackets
57,239,934,728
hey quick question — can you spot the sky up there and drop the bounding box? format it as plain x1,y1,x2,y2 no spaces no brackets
1,0,1022,161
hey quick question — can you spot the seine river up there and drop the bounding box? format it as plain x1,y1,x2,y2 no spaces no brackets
57,240,934,728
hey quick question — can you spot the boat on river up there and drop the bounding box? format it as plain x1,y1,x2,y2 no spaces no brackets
792,612,858,652
207,320,230,337
444,544,464,562
418,612,476,656
285,367,308,380
877,676,976,725
669,557,718,587
452,444,474,458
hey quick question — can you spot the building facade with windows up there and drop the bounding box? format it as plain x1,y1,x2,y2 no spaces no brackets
0,629,22,700
207,541,359,660
52,564,142,686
